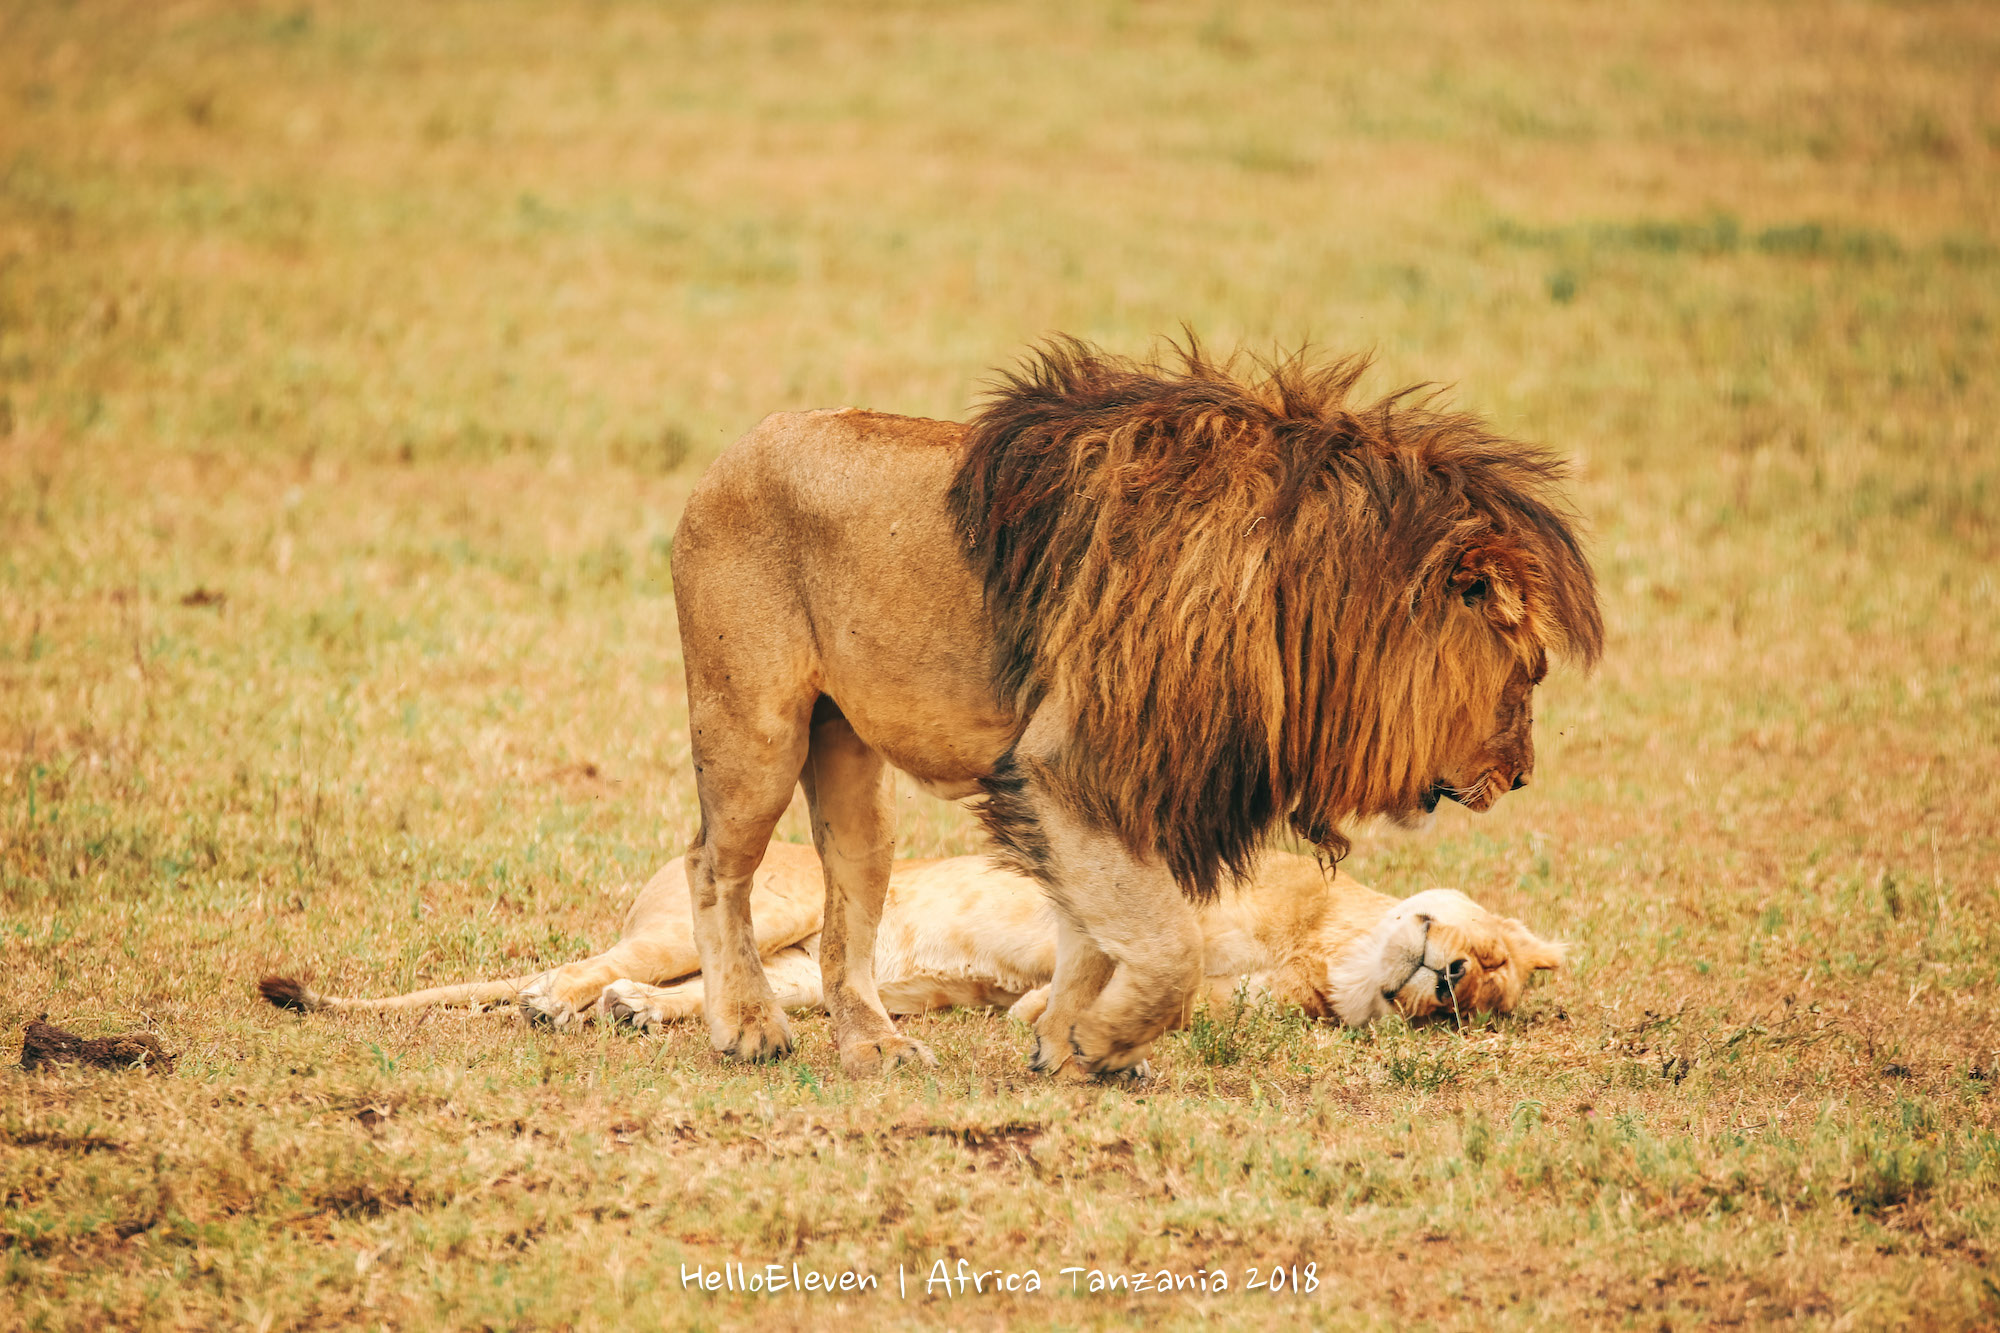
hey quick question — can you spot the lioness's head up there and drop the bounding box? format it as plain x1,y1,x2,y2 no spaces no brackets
1325,888,1564,1027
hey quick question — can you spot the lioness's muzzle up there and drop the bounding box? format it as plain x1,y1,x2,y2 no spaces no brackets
1385,919,1434,999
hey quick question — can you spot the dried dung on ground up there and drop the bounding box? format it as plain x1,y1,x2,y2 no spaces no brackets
18,1019,176,1074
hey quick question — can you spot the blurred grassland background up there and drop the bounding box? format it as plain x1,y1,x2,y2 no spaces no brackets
2,0,1998,1328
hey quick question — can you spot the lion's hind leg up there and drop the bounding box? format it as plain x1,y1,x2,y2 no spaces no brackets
680,721,812,1061
675,511,823,1063
800,707,935,1076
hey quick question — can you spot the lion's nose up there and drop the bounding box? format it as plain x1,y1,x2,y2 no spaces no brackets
1510,770,1529,791
1435,959,1469,1002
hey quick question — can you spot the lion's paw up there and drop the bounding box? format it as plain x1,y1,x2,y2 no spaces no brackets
838,1033,937,1078
1051,1057,1151,1086
710,1005,794,1063
1029,1030,1074,1078
1046,1055,1095,1085
1032,1028,1151,1086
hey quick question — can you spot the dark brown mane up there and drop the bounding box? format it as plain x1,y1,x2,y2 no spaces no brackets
948,336,1603,900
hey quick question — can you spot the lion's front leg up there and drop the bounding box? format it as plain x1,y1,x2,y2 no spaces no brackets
1009,772,1203,1082
1028,918,1117,1079
1042,887,1202,1081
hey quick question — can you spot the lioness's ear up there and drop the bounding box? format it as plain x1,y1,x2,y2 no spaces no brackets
1501,918,1564,972
1450,544,1527,629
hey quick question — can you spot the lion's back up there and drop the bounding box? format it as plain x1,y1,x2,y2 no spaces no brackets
674,408,1014,785
679,409,963,558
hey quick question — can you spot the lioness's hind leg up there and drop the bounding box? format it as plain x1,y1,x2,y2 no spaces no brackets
1006,986,1051,1026
600,976,705,1030
602,943,825,1031
518,945,663,1028
801,706,934,1077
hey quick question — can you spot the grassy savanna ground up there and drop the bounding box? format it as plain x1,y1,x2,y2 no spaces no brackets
3,0,1998,1327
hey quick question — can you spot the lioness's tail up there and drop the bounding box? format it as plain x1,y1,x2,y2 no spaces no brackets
258,975,542,1015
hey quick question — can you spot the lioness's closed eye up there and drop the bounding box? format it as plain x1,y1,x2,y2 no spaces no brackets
262,844,1562,1035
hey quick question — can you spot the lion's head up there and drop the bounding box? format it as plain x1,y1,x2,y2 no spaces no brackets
950,337,1604,899
1325,888,1565,1026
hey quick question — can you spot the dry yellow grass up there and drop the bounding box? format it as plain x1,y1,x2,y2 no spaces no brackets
3,0,1997,1328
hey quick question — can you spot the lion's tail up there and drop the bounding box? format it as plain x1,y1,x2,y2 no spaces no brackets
258,974,542,1015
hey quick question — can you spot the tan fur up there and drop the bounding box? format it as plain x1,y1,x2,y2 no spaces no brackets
669,339,1599,1079
261,842,1562,1040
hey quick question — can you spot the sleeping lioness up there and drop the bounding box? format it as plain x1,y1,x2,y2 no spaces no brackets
262,842,1562,1044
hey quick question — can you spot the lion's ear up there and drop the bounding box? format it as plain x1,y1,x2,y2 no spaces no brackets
1450,544,1527,629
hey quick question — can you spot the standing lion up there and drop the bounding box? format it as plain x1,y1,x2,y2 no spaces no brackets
673,338,1600,1079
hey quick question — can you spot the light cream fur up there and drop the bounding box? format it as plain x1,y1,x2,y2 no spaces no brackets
262,842,1563,1046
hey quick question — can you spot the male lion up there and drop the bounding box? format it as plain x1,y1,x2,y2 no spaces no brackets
259,840,1564,1034
672,338,1600,1078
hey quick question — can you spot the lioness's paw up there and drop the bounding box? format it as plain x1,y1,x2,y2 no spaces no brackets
1007,986,1051,1026
519,975,593,1029
710,1005,794,1062
839,1034,937,1078
522,992,590,1029
599,980,663,1031
1090,1058,1152,1085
